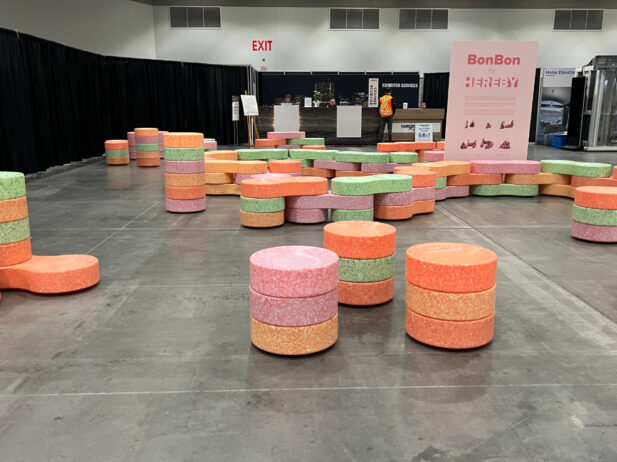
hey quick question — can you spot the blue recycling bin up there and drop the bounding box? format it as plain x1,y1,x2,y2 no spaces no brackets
552,134,567,149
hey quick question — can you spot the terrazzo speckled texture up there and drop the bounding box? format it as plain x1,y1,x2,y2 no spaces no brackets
106,157,129,165
204,173,234,184
250,246,339,298
574,186,617,210
267,131,305,139
136,143,159,152
165,198,206,213
250,287,338,327
240,210,285,228
471,184,539,197
447,174,503,186
334,152,389,164
203,140,218,150
302,145,326,150
289,149,337,161
287,138,325,146
541,160,612,178
570,221,617,243
539,184,576,198
471,160,541,175
285,207,329,224
405,309,494,349
240,196,285,213
331,174,412,196
0,218,30,245
205,183,241,196
164,147,204,161
0,238,32,267
105,149,130,157
406,282,496,321
286,192,373,210
241,177,328,199
165,185,207,200
572,205,617,226
165,160,205,174
505,173,571,185
204,151,238,161
234,173,293,185
104,140,129,150
389,152,418,163
236,149,289,160
255,138,286,147
392,167,437,187
338,277,394,306
301,167,335,178
165,173,206,187
406,242,497,293
373,190,414,207
361,163,412,173
335,171,373,177
423,150,445,162
136,156,160,167
0,197,28,223
0,172,26,200
324,221,396,259
0,255,100,294
331,208,374,222
338,254,395,283
162,132,203,148
570,176,617,187
250,314,338,355
414,161,471,177
134,128,158,137
205,160,267,174
269,159,302,173
314,160,360,171
435,177,447,189
373,199,435,220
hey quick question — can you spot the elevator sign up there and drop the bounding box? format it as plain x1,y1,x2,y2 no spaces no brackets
252,40,273,51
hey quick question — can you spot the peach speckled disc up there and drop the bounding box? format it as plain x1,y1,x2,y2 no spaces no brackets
269,159,302,174
0,197,28,223
413,161,471,177
165,173,206,187
574,186,617,210
250,246,339,297
134,128,158,137
301,167,335,178
323,221,396,259
539,184,576,199
204,173,234,184
505,173,571,185
338,277,394,306
136,157,160,167
406,308,494,349
240,210,285,228
206,184,241,196
0,238,32,267
406,242,497,293
163,132,204,148
166,198,206,213
0,254,99,294
250,314,338,356
250,287,338,327
447,173,503,186
205,160,267,174
241,177,328,199
106,157,129,165
204,150,238,161
335,171,373,177
165,185,206,200
392,167,437,187
571,176,617,187
255,138,286,147
406,282,495,321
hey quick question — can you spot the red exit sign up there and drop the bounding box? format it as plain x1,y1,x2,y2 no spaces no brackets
252,40,272,51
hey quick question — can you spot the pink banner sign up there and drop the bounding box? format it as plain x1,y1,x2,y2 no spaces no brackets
444,41,538,161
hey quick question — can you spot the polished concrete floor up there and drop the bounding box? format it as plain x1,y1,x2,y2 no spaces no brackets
1,145,617,461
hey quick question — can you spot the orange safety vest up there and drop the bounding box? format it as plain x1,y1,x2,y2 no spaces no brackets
379,95,393,117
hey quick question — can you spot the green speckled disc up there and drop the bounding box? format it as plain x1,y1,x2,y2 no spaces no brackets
471,184,539,197
331,208,374,221
0,217,30,245
240,196,285,213
164,147,204,161
572,205,617,226
435,177,447,189
339,254,395,282
0,172,26,200
105,149,130,157
136,143,159,151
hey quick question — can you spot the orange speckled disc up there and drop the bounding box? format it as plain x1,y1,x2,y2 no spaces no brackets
335,171,373,177
324,221,396,259
163,132,204,148
571,176,617,188
506,173,571,185
412,161,471,177
436,141,445,150
614,167,617,179
204,173,234,184
136,151,160,159
406,308,494,349
377,143,402,152
338,277,394,306
240,210,285,228
204,150,238,161
574,186,617,210
0,254,99,294
539,184,576,199
392,167,437,187
205,160,267,174
302,145,326,150
136,157,160,167
134,128,158,137
269,159,302,174
104,140,129,150
165,173,206,187
106,157,129,165
406,282,495,321
301,167,335,178
0,197,28,223
406,242,497,293
206,183,241,195
412,142,438,151
250,314,338,355
412,199,436,215
165,185,206,200
241,177,327,199
255,138,286,147
447,173,502,186
375,200,435,220
0,238,32,267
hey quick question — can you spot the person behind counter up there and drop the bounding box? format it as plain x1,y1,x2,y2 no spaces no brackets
283,94,292,104
329,98,336,107
420,102,427,109
378,88,396,143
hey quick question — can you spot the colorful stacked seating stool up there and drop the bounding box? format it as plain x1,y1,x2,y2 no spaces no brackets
164,132,206,212
134,128,160,167
158,130,168,158
405,242,497,349
571,186,617,243
104,140,130,165
250,246,339,355
323,221,396,306
0,172,100,297
127,131,136,160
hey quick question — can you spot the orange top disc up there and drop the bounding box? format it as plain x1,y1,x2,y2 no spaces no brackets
104,140,129,150
406,242,497,293
134,128,159,137
323,221,396,259
240,176,327,199
163,132,204,148
269,159,302,173
574,186,617,210
392,166,437,187
204,150,238,161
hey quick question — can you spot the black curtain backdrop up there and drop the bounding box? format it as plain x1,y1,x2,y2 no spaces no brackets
0,28,248,174
422,72,450,138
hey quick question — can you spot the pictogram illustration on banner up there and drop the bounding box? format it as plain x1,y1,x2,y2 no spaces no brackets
444,41,538,161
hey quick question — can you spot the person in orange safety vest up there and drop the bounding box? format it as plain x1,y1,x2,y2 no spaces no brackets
378,88,396,142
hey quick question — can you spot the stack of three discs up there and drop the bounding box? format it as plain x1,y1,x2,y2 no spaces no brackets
250,246,339,355
163,132,206,213
571,186,617,243
135,128,160,167
323,221,396,306
0,172,32,268
127,131,137,160
104,140,129,165
405,242,497,349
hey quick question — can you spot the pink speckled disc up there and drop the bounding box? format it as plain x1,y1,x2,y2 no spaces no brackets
423,150,445,162
166,198,206,213
411,187,437,202
314,160,361,171
361,163,411,173
250,287,338,327
204,140,218,150
571,221,617,243
165,160,205,174
436,185,470,201
285,192,373,210
135,135,160,144
374,190,414,206
235,172,293,184
285,208,329,224
250,246,339,298
267,131,305,139
470,160,541,175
